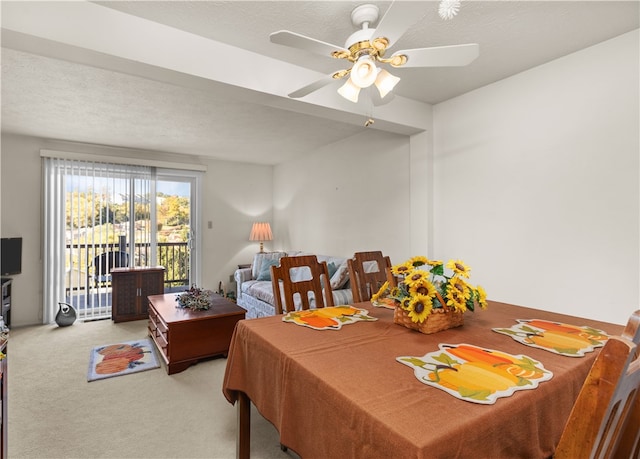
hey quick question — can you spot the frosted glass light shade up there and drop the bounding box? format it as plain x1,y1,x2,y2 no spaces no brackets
375,69,401,98
351,56,377,88
338,78,361,103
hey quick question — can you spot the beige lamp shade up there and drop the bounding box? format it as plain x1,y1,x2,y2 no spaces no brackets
249,222,273,253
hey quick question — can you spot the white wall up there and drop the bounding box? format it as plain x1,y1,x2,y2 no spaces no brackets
4,30,637,327
199,156,274,291
0,134,43,326
0,133,273,326
433,30,640,325
273,129,412,262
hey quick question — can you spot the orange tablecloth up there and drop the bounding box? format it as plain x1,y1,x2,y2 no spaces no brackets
223,301,623,459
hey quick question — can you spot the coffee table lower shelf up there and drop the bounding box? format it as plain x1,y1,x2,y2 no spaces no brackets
147,293,245,374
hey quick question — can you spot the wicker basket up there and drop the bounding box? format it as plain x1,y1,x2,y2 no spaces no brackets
393,305,464,334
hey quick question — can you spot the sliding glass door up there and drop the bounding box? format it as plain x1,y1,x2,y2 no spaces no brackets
43,159,151,321
156,171,199,292
43,159,201,323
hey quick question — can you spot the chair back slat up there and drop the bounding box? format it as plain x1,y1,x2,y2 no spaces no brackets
556,310,640,459
348,251,392,303
270,255,334,314
622,311,640,347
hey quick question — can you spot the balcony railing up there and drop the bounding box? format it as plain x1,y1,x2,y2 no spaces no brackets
65,241,190,295
65,241,190,320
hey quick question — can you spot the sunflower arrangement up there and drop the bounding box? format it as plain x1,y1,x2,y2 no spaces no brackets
371,256,487,324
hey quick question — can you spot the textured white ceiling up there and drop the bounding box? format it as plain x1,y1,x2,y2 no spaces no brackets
2,1,638,165
96,0,640,103
1,47,366,164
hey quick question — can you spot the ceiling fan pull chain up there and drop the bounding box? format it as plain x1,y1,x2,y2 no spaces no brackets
364,92,375,127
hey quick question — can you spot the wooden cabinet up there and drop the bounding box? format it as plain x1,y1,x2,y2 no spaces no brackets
111,267,164,323
148,293,245,374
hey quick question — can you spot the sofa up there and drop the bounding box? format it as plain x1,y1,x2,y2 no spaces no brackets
234,251,354,319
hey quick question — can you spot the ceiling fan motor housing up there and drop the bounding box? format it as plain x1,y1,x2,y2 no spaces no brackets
350,4,379,28
343,5,391,62
345,28,375,50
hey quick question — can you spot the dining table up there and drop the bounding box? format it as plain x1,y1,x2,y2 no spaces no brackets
222,301,624,459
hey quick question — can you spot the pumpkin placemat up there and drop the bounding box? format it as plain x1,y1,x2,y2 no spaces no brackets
492,319,609,357
371,298,396,310
282,305,377,330
397,343,552,404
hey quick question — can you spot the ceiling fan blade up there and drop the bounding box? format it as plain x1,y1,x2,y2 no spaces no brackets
392,44,480,68
288,74,337,98
373,2,429,49
270,30,348,58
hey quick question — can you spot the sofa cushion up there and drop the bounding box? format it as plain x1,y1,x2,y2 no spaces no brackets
252,252,286,279
327,261,339,279
245,281,277,306
256,259,279,281
315,255,350,290
329,261,350,290
319,262,339,289
240,280,259,294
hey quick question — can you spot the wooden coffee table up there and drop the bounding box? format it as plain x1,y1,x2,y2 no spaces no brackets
147,292,245,374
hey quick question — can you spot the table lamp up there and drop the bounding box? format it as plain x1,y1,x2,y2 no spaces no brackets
249,222,273,253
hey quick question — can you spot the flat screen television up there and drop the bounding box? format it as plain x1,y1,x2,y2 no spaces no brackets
1,237,22,276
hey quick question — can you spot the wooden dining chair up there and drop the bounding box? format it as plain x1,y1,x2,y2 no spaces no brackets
555,309,640,459
270,255,334,314
347,251,393,303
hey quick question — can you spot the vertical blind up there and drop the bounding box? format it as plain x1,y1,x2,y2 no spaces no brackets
43,157,152,323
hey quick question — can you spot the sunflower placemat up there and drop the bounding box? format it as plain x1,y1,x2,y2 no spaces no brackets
282,305,377,330
492,319,609,357
397,343,553,405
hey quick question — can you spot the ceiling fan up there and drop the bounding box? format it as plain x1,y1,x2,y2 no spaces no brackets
270,2,479,103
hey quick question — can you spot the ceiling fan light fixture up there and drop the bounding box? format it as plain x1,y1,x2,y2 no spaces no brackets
374,69,401,98
350,56,377,88
337,78,361,103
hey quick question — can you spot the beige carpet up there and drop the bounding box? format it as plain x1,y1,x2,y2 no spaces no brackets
8,319,296,459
